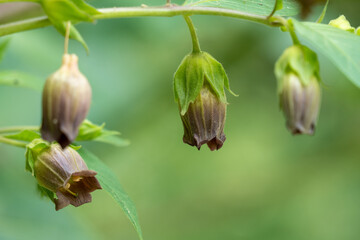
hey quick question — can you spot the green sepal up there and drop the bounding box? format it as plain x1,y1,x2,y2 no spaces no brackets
174,52,235,115
202,52,237,99
174,53,205,115
37,184,56,202
275,45,320,93
25,139,50,175
356,27,360,36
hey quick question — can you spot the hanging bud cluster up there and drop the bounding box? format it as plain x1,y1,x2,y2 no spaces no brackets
26,140,101,211
275,45,321,135
41,54,91,148
174,52,233,150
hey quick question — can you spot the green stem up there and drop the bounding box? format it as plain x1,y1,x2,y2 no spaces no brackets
272,16,300,45
0,136,27,148
183,15,201,53
0,6,281,37
0,126,39,134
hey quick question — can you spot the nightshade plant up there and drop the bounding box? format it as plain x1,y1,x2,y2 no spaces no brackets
0,0,360,239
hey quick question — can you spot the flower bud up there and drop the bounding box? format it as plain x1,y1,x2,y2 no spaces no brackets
29,142,101,211
280,73,320,135
329,15,355,33
41,54,91,148
275,45,321,135
174,52,233,150
181,85,226,151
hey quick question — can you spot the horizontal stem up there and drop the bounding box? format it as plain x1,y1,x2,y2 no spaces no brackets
0,6,282,37
0,126,39,134
0,136,27,148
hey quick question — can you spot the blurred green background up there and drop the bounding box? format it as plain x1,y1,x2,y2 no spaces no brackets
1,0,360,239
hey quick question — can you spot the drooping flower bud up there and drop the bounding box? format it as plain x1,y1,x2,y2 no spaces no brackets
26,140,101,211
275,45,321,135
41,54,91,148
174,52,233,150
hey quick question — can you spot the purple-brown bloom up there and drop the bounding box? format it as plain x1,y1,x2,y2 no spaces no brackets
180,85,226,151
34,143,101,211
41,54,91,148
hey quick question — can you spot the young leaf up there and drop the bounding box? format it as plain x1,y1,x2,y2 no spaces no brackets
183,0,299,17
291,19,360,88
78,148,143,240
4,130,40,142
0,71,43,91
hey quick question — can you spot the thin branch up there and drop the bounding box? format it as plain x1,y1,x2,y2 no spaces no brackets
0,136,27,148
0,126,39,134
0,6,281,37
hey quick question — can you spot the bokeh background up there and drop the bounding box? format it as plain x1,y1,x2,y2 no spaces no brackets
1,0,360,239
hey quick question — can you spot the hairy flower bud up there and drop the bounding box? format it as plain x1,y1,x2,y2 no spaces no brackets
41,54,91,148
28,142,101,211
174,52,233,150
181,85,226,150
275,45,321,135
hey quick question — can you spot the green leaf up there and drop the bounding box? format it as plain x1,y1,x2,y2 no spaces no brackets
0,39,10,62
76,120,130,147
95,132,130,147
0,71,43,91
78,148,143,240
174,53,205,115
41,0,98,23
4,130,40,142
183,0,299,16
291,19,360,88
40,0,99,52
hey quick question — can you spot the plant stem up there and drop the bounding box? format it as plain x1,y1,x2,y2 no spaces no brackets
0,6,281,37
0,126,39,134
272,16,300,45
0,136,27,148
64,21,71,54
183,16,201,53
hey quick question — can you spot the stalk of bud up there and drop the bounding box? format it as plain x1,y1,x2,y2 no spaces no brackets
26,140,101,211
275,45,321,135
174,52,233,150
41,54,91,148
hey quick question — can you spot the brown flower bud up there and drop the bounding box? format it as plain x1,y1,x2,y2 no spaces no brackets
34,143,101,211
41,54,91,148
180,85,226,151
